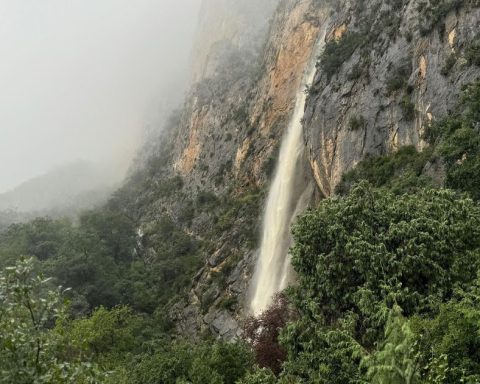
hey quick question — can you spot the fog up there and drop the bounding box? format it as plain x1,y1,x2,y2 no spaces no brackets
0,0,201,193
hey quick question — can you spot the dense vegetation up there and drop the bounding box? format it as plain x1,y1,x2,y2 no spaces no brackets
0,208,202,318
2,76,480,382
1,0,480,379
282,184,480,383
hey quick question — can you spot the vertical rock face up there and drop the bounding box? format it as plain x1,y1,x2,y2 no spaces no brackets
172,0,327,193
302,0,480,197
166,0,329,338
190,0,278,84
120,0,480,339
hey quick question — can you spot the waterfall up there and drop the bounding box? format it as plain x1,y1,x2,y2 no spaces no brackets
248,33,326,315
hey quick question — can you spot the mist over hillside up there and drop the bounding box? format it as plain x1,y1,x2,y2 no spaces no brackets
0,160,122,213
0,0,201,193
1,0,480,383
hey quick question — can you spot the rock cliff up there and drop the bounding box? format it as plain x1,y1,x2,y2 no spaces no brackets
116,0,480,339
303,0,480,197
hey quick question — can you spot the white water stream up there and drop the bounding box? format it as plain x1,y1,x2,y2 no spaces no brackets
248,33,326,315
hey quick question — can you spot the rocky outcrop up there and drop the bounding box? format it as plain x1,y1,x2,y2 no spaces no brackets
168,0,329,338
121,0,480,340
173,0,327,193
303,0,480,196
190,0,278,84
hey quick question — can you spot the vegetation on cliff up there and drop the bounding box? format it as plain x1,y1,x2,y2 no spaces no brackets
1,0,480,382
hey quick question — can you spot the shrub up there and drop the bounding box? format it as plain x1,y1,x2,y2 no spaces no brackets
347,63,364,81
417,0,466,36
400,95,416,121
0,258,106,383
196,190,219,208
128,340,254,384
425,80,480,200
335,145,434,195
243,294,296,375
348,115,366,131
441,53,457,76
465,35,480,66
386,59,411,95
320,32,366,80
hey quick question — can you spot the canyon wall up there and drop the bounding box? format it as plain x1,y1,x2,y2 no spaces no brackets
117,0,480,339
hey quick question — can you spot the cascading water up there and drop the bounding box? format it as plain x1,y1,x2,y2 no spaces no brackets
248,32,326,315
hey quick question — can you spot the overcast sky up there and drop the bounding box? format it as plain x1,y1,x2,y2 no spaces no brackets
0,0,201,193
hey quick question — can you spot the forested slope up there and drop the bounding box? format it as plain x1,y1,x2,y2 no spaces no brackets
0,0,480,383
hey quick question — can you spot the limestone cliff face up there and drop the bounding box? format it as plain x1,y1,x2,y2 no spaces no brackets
190,0,278,84
167,0,328,338
174,0,326,193
121,0,480,340
303,0,480,197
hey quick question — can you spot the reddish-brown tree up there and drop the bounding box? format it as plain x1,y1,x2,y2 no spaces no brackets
242,293,297,375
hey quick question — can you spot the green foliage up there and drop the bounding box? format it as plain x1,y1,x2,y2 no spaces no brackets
127,340,254,384
363,305,421,384
401,95,416,121
320,32,366,80
441,53,457,76
386,59,411,95
156,175,184,198
348,115,366,131
280,183,480,382
0,258,105,383
281,315,366,383
209,188,264,249
292,183,480,323
410,285,480,383
0,206,201,315
237,368,277,384
57,306,144,360
465,35,480,66
196,190,219,209
347,63,364,81
417,0,466,36
425,80,480,200
336,146,434,195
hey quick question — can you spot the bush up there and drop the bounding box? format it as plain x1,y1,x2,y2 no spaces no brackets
465,35,480,66
196,190,219,209
425,80,480,200
335,145,434,195
0,258,106,383
320,32,366,80
386,59,411,95
280,182,480,383
128,340,254,384
417,0,466,36
400,95,416,121
348,115,366,131
441,53,457,76
347,63,364,81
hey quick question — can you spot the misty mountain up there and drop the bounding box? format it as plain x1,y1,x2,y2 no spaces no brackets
0,160,122,222
1,0,480,382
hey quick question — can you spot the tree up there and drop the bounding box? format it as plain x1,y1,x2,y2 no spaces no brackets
56,306,143,361
128,340,254,384
237,368,277,384
363,305,420,384
291,182,480,327
0,258,105,383
281,182,480,383
243,293,294,375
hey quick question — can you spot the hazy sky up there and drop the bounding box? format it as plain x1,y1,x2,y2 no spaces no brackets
0,0,201,193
